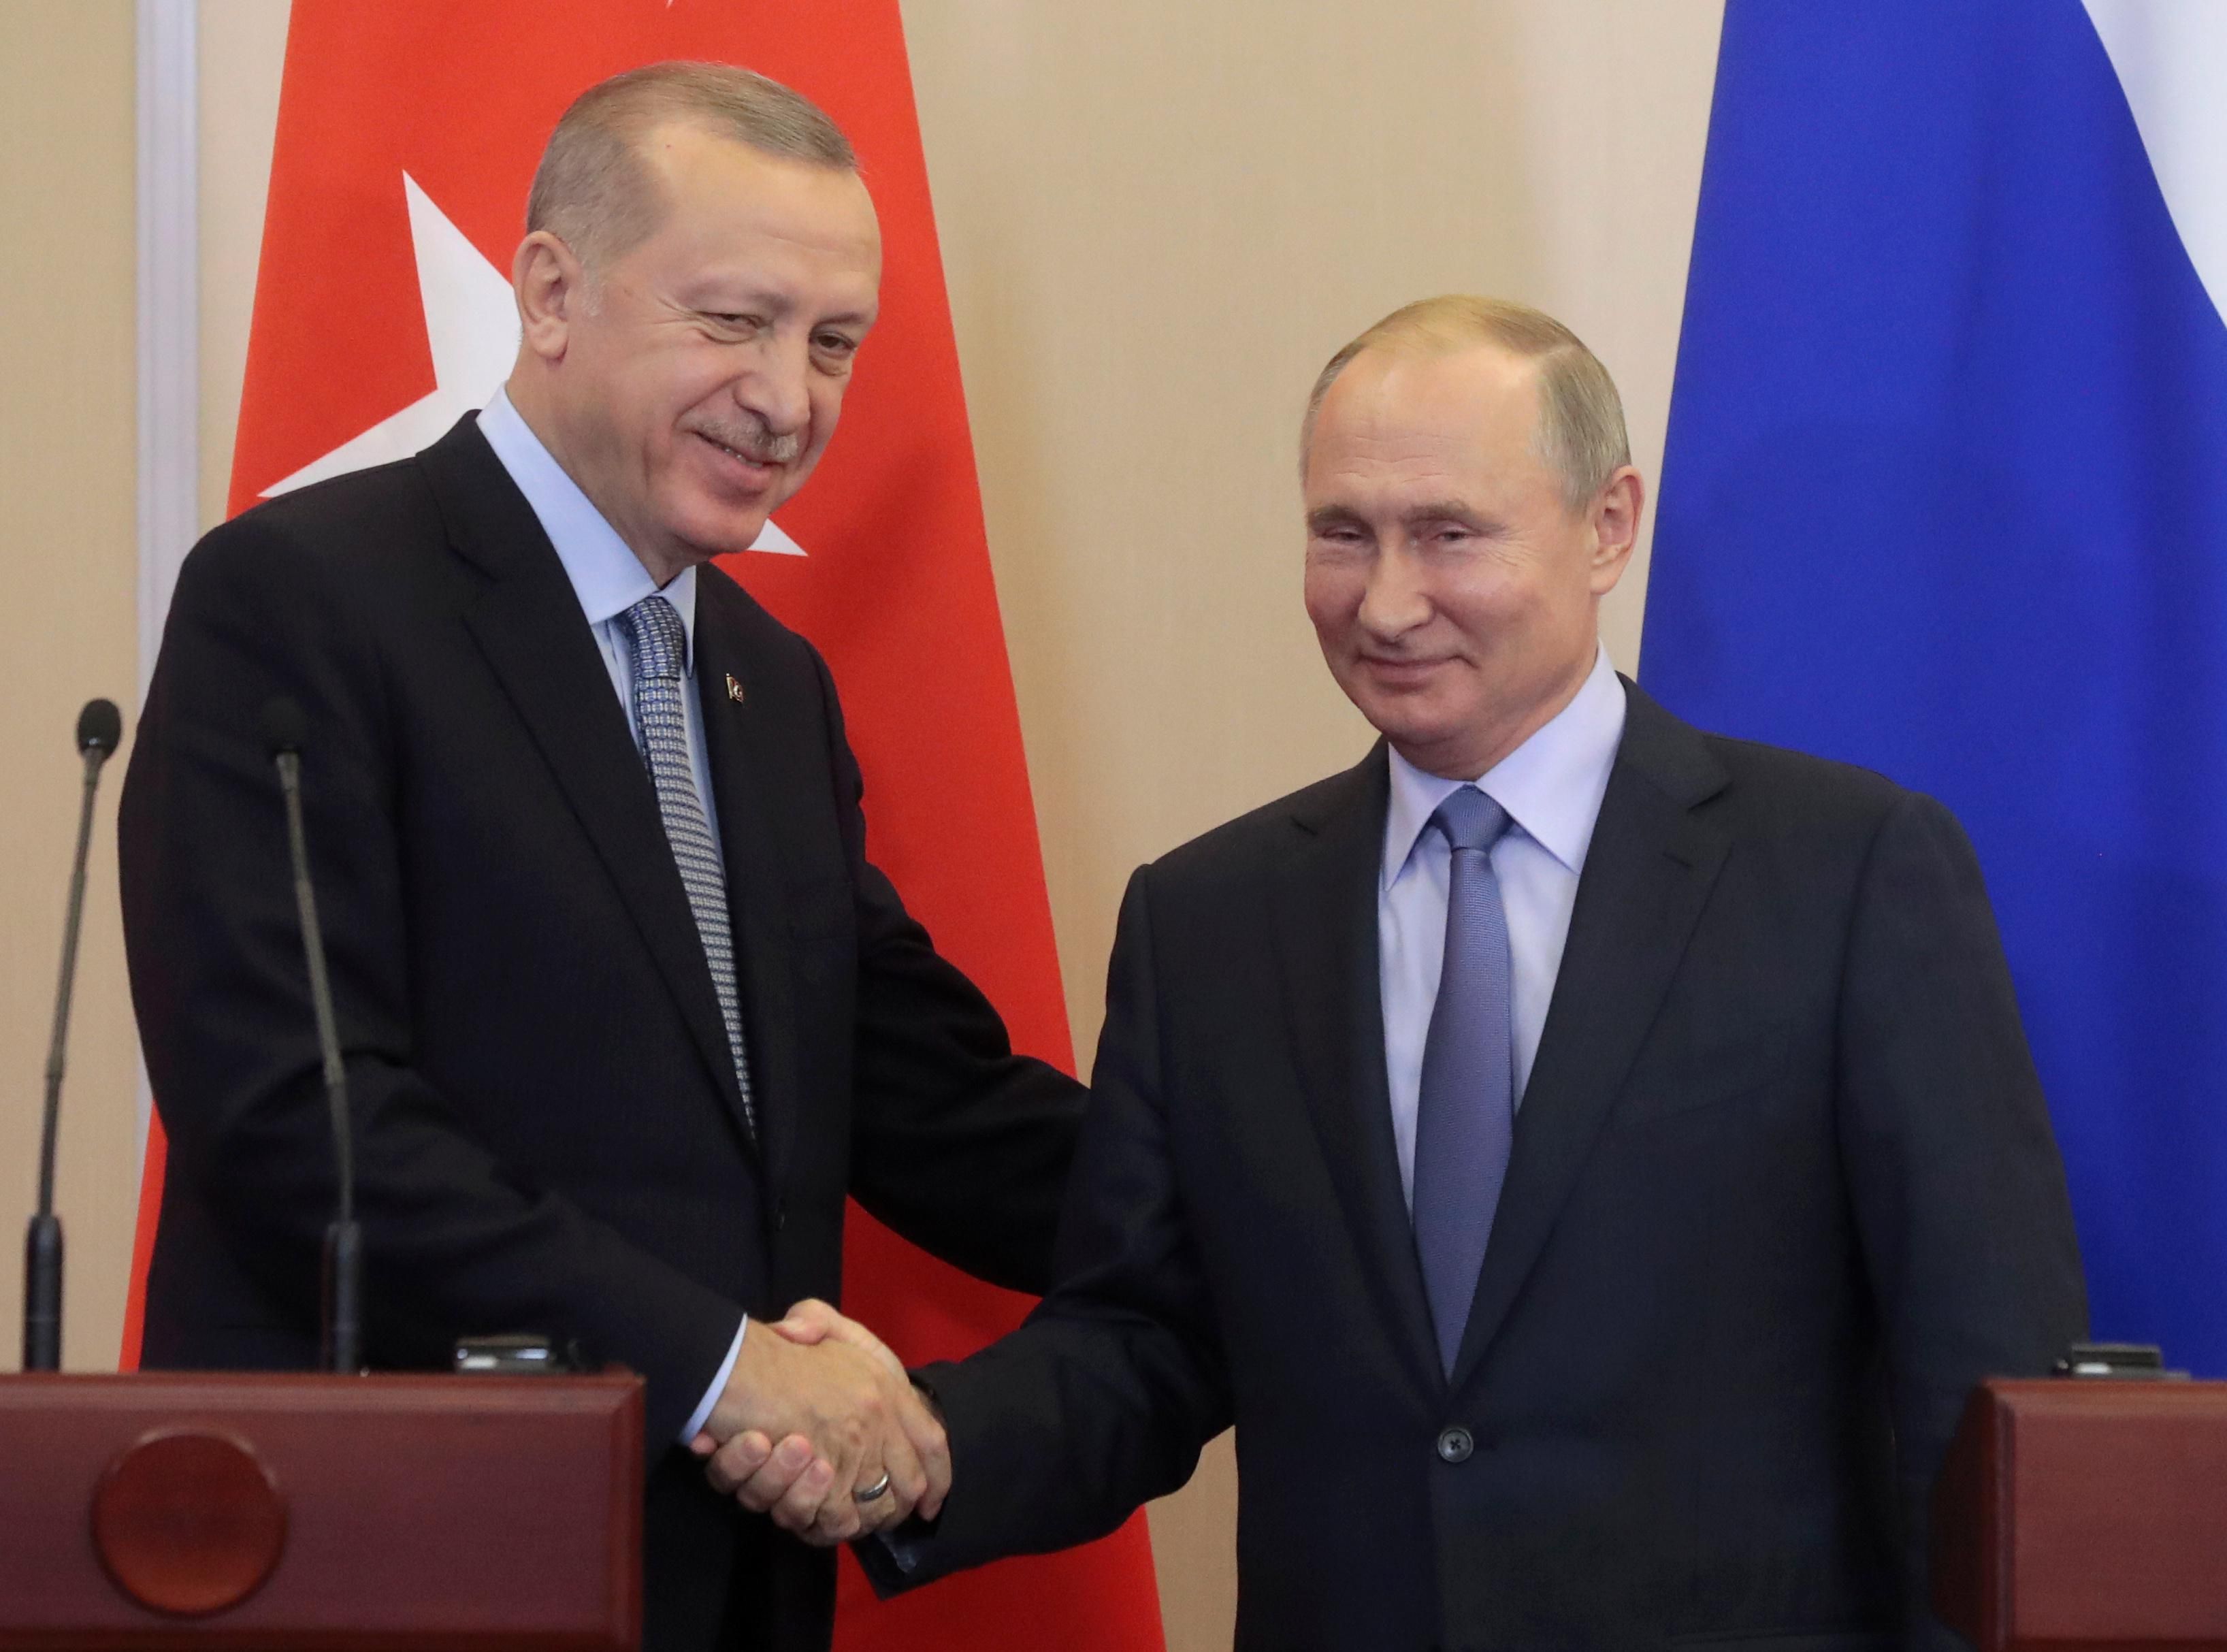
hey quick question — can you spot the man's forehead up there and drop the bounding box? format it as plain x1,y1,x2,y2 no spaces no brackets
1305,348,1555,503
1333,343,1538,429
1312,344,1533,459
641,123,877,229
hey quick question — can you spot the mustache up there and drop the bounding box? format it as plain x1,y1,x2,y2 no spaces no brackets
695,415,803,466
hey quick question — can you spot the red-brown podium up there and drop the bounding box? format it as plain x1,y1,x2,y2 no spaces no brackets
1932,1378,2227,1651
0,1371,643,1651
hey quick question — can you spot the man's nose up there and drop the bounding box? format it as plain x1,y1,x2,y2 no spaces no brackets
736,332,812,435
1357,545,1431,638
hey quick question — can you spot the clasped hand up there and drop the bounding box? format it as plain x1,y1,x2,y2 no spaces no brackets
689,1299,946,1544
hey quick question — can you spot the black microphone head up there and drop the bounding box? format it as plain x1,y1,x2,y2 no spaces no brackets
77,698,122,757
260,695,309,757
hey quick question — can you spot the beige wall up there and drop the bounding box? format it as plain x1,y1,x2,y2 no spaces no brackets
3,3,1723,1647
907,0,1723,1071
197,0,287,528
0,0,144,1377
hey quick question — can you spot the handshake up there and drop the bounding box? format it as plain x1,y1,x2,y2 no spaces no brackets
687,1301,947,1545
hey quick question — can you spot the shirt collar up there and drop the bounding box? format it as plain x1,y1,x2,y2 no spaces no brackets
477,386,698,645
1381,642,1629,891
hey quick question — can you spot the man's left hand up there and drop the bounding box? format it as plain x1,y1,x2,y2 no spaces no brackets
692,1299,947,1544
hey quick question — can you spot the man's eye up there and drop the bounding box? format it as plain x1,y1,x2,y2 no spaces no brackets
813,333,858,356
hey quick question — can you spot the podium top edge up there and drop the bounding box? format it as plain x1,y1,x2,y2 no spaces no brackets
1970,1376,2227,1417
0,1369,644,1416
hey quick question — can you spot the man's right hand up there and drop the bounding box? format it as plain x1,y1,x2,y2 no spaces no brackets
693,1310,949,1543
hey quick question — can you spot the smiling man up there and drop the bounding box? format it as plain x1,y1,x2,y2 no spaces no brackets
745,295,2089,1649
120,65,1084,1652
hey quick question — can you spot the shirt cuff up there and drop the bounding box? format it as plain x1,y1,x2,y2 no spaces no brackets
679,1315,747,1444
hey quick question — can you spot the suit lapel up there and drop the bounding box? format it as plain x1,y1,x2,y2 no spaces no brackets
1275,749,1444,1394
690,578,802,1195
1450,683,1731,1387
422,417,756,1146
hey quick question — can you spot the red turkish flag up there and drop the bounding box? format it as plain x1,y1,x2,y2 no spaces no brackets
125,4,1167,1646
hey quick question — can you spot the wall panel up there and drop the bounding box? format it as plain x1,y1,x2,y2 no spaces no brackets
0,0,144,1376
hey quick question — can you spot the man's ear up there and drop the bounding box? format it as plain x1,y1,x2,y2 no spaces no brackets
1587,466,1646,596
514,231,585,363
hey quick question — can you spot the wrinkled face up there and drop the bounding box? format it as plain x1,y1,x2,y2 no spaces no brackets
550,127,881,566
1301,346,1624,779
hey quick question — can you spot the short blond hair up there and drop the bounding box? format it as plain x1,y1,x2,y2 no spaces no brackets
1301,295,1631,513
526,62,856,274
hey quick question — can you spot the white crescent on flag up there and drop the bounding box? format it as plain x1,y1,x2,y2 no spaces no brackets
262,172,805,558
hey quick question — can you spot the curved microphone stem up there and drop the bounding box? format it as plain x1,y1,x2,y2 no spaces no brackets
273,748,362,1374
24,741,111,1372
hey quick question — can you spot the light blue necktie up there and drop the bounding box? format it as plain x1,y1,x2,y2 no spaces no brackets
1412,785,1515,1376
617,594,755,1137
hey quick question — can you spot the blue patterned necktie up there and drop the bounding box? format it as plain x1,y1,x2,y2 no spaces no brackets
616,594,755,1137
1412,785,1515,1376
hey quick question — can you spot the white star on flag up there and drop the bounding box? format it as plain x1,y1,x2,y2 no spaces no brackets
262,172,805,557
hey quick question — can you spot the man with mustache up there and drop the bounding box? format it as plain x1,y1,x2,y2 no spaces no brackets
120,63,1084,1652
714,296,2087,1649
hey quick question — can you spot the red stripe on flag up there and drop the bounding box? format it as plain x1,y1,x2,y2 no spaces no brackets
125,4,1169,1645
118,1116,165,1371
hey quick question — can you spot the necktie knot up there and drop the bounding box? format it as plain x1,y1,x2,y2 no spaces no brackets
1432,786,1510,856
619,594,687,684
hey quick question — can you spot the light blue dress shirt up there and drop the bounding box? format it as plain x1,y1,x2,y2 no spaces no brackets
477,390,724,848
477,387,746,1442
1379,643,1627,1205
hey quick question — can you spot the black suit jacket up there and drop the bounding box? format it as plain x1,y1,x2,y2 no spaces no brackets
879,682,2086,1651
119,415,1085,1652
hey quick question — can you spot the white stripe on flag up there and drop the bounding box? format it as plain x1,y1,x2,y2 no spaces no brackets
2085,0,2227,329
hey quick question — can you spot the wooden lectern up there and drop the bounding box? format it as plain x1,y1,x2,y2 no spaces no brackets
0,1370,643,1651
1932,1378,2227,1651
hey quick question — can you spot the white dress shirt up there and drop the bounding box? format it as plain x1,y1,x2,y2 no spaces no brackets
1379,643,1627,1204
477,388,746,1442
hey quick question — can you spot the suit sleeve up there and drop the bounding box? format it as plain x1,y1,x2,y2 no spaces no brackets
121,516,739,1448
807,647,1088,1295
1833,791,2088,1643
862,867,1235,1589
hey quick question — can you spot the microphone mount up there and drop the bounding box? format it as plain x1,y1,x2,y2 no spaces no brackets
261,696,363,1376
23,698,123,1372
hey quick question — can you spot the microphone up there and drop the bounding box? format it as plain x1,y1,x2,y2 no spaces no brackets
260,696,363,1376
23,698,125,1372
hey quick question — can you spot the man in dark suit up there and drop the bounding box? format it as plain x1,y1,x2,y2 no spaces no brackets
119,64,1082,1652
721,296,2089,1648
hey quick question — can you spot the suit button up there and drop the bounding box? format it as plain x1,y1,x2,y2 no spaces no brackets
773,1200,788,1233
1436,1426,1474,1463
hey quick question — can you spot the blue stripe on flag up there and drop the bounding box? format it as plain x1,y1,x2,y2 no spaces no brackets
1644,0,2227,1372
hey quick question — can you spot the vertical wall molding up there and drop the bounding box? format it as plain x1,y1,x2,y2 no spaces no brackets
136,0,197,704
135,0,197,1153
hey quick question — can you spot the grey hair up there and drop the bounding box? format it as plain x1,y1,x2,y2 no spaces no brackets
1300,295,1631,513
526,61,857,274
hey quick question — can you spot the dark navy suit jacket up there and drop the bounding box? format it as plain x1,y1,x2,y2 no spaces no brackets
879,685,2086,1652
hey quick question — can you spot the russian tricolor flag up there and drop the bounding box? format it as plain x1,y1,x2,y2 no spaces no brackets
1645,0,2227,1371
